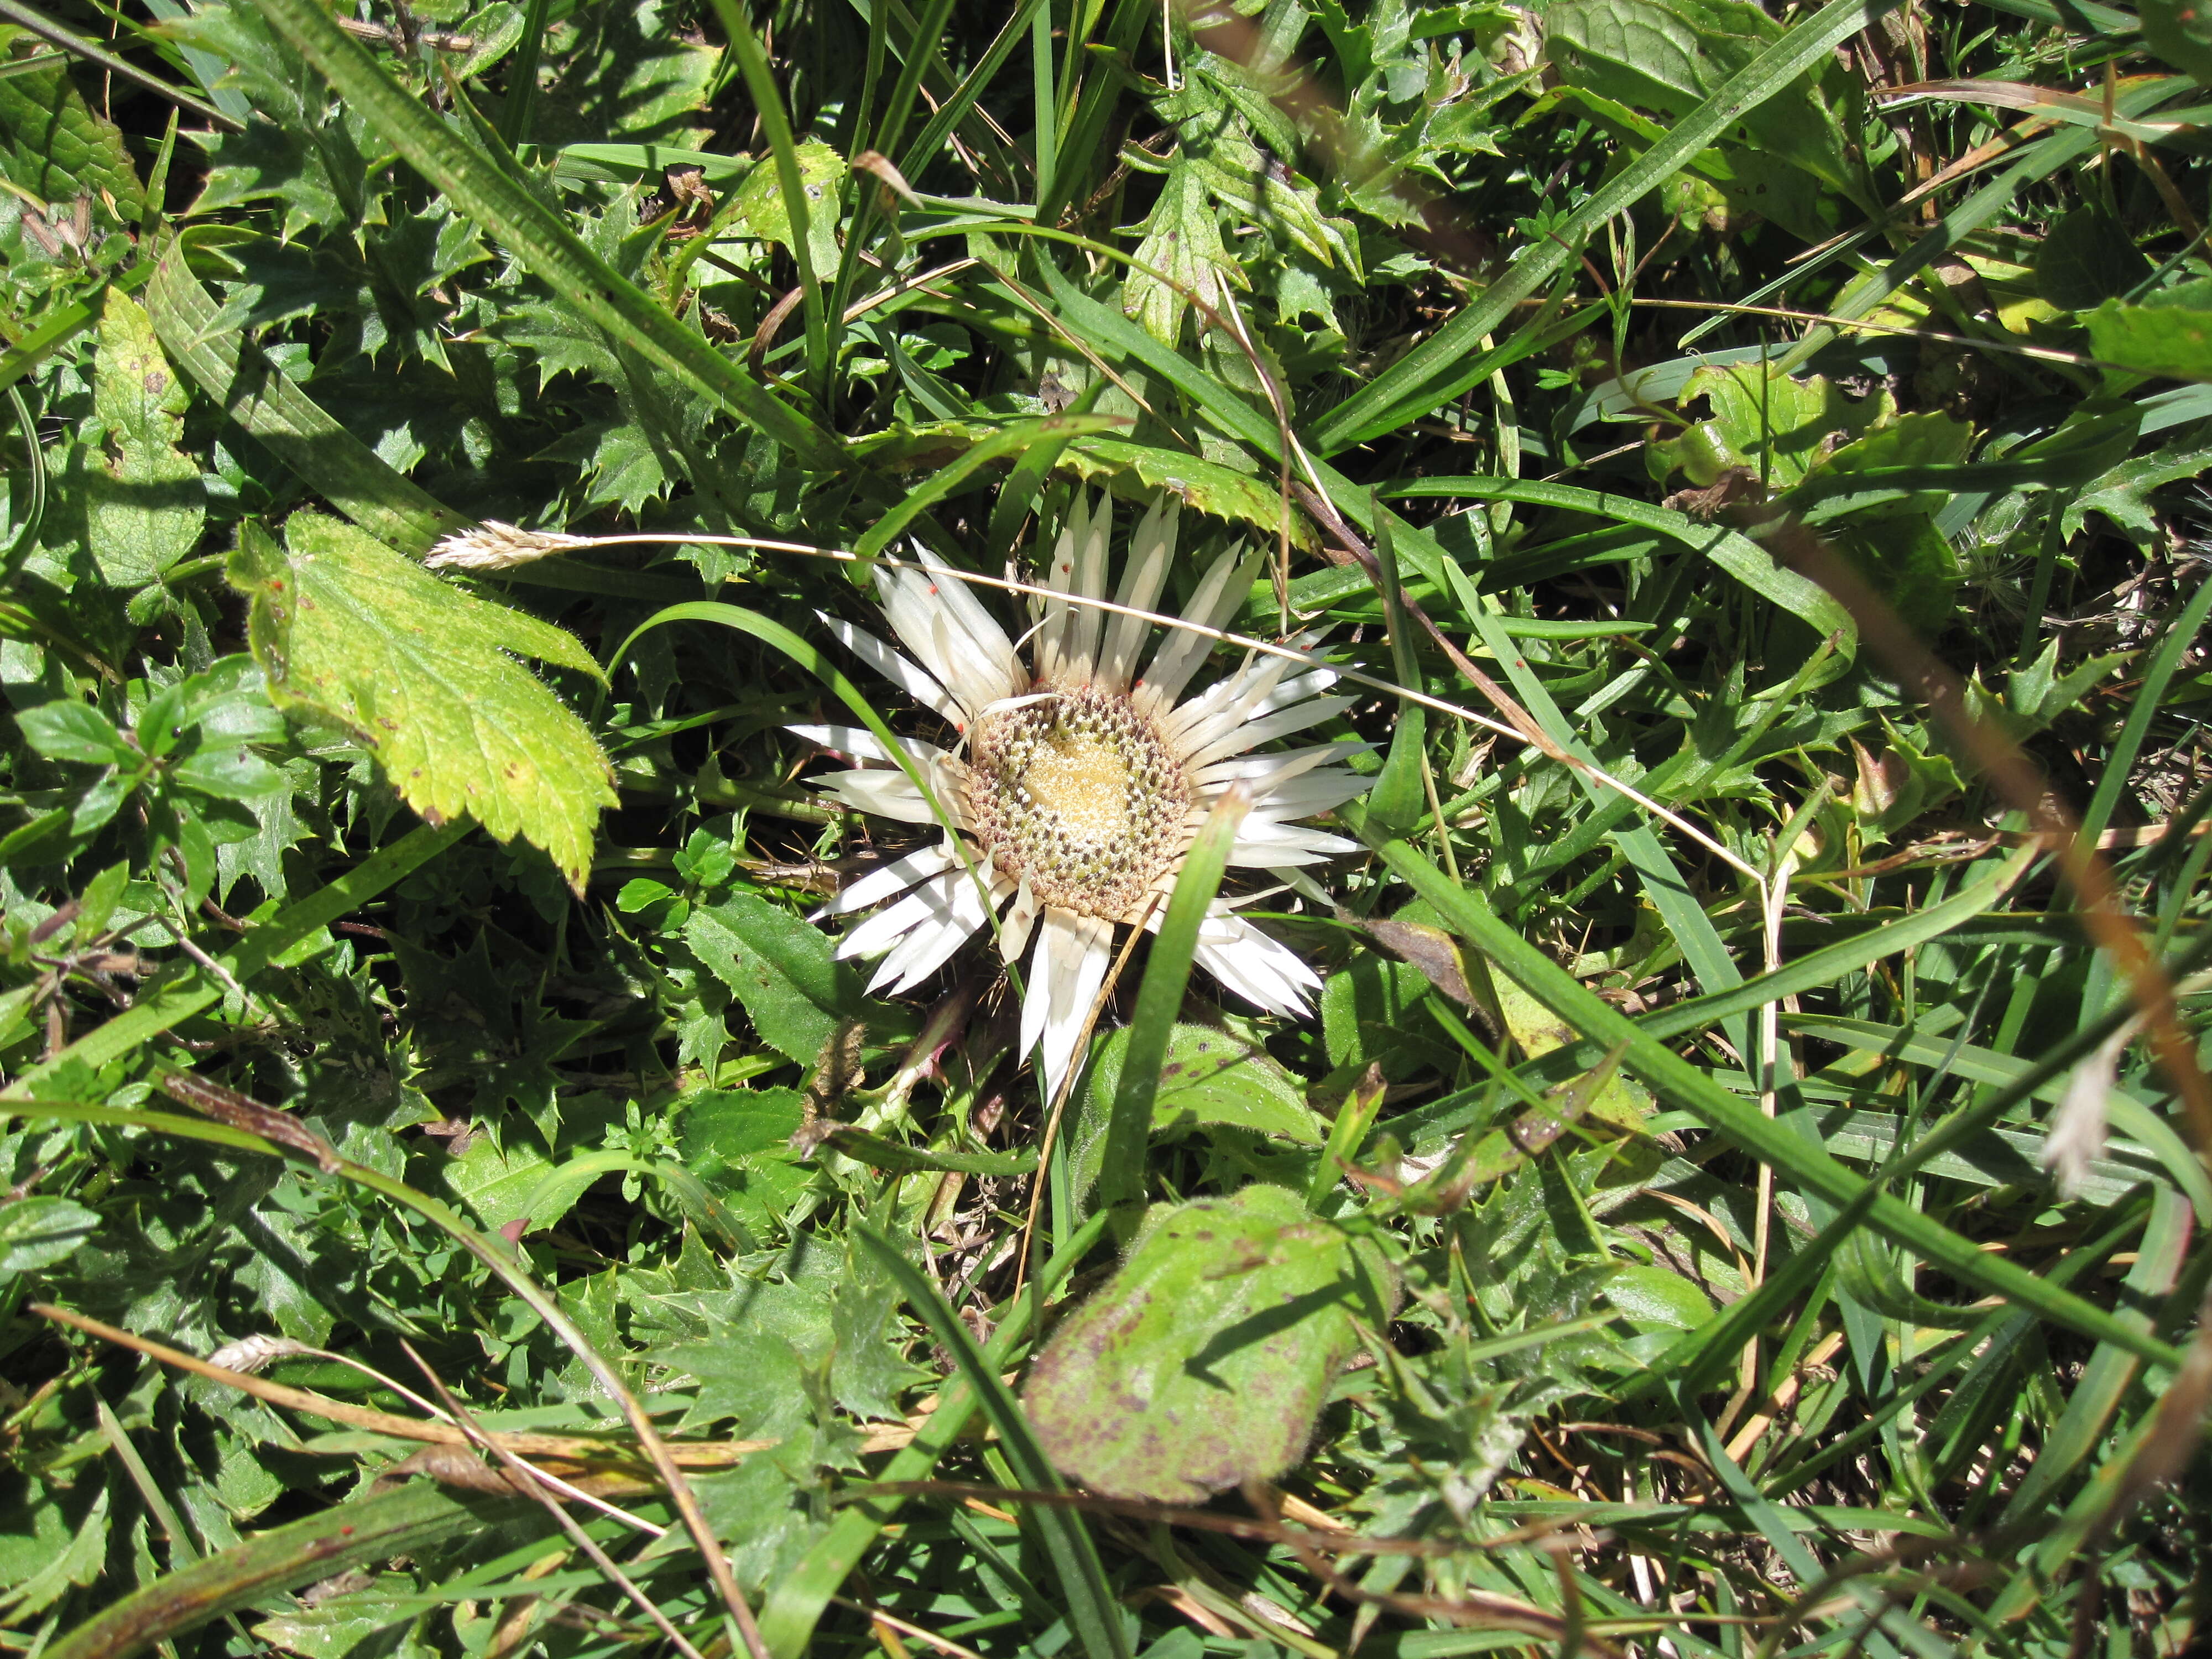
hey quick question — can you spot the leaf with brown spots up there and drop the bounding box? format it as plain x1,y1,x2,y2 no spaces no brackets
227,513,614,890
1023,1185,1395,1503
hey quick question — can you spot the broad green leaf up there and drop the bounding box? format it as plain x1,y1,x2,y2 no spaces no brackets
732,137,846,276
2142,0,2212,84
2037,205,2153,312
2086,278,2212,383
227,514,614,890
1023,1185,1392,1503
1543,0,1858,197
440,1134,557,1234
253,1587,418,1659
1650,363,1891,489
686,891,855,1065
15,699,132,766
0,27,144,216
0,1196,99,1274
83,289,203,588
1078,1021,1324,1176
679,1086,810,1232
1605,1262,1715,1331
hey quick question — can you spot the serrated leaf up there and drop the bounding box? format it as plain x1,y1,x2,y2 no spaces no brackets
0,29,145,216
1023,1185,1393,1503
84,289,205,588
1121,160,1240,348
2064,442,2212,546
227,513,614,890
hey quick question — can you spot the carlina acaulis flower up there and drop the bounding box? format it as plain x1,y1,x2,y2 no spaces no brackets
791,492,1375,1101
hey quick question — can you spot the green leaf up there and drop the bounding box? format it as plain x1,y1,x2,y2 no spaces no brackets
731,136,846,278
2036,205,2153,312
1022,1185,1392,1503
0,1196,98,1274
2086,278,2212,383
0,27,144,216
2142,0,2212,85
1079,1021,1324,1175
15,698,132,766
686,891,854,1065
83,288,204,588
0,1488,107,1623
243,0,848,472
679,1086,809,1232
1604,1262,1715,1332
1122,157,1239,348
440,1133,558,1234
148,233,468,557
1543,0,1857,199
227,514,614,891
1652,362,1890,490
2065,441,2212,546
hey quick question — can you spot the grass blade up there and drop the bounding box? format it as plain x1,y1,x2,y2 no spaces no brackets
755,1213,1110,1658
45,1485,530,1659
1098,790,1247,1229
243,0,848,473
854,1224,1133,1659
1368,832,2187,1371
1308,0,1902,452
706,0,831,397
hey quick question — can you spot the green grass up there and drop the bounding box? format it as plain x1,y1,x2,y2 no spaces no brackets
1,0,2210,1656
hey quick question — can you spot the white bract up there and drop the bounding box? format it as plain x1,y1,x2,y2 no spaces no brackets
793,494,1373,1100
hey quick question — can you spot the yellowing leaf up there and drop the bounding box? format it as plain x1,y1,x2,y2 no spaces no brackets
228,514,615,890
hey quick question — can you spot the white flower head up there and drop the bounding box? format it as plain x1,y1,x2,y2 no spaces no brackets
794,493,1372,1100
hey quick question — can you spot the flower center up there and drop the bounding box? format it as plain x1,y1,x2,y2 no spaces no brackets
970,685,1192,919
